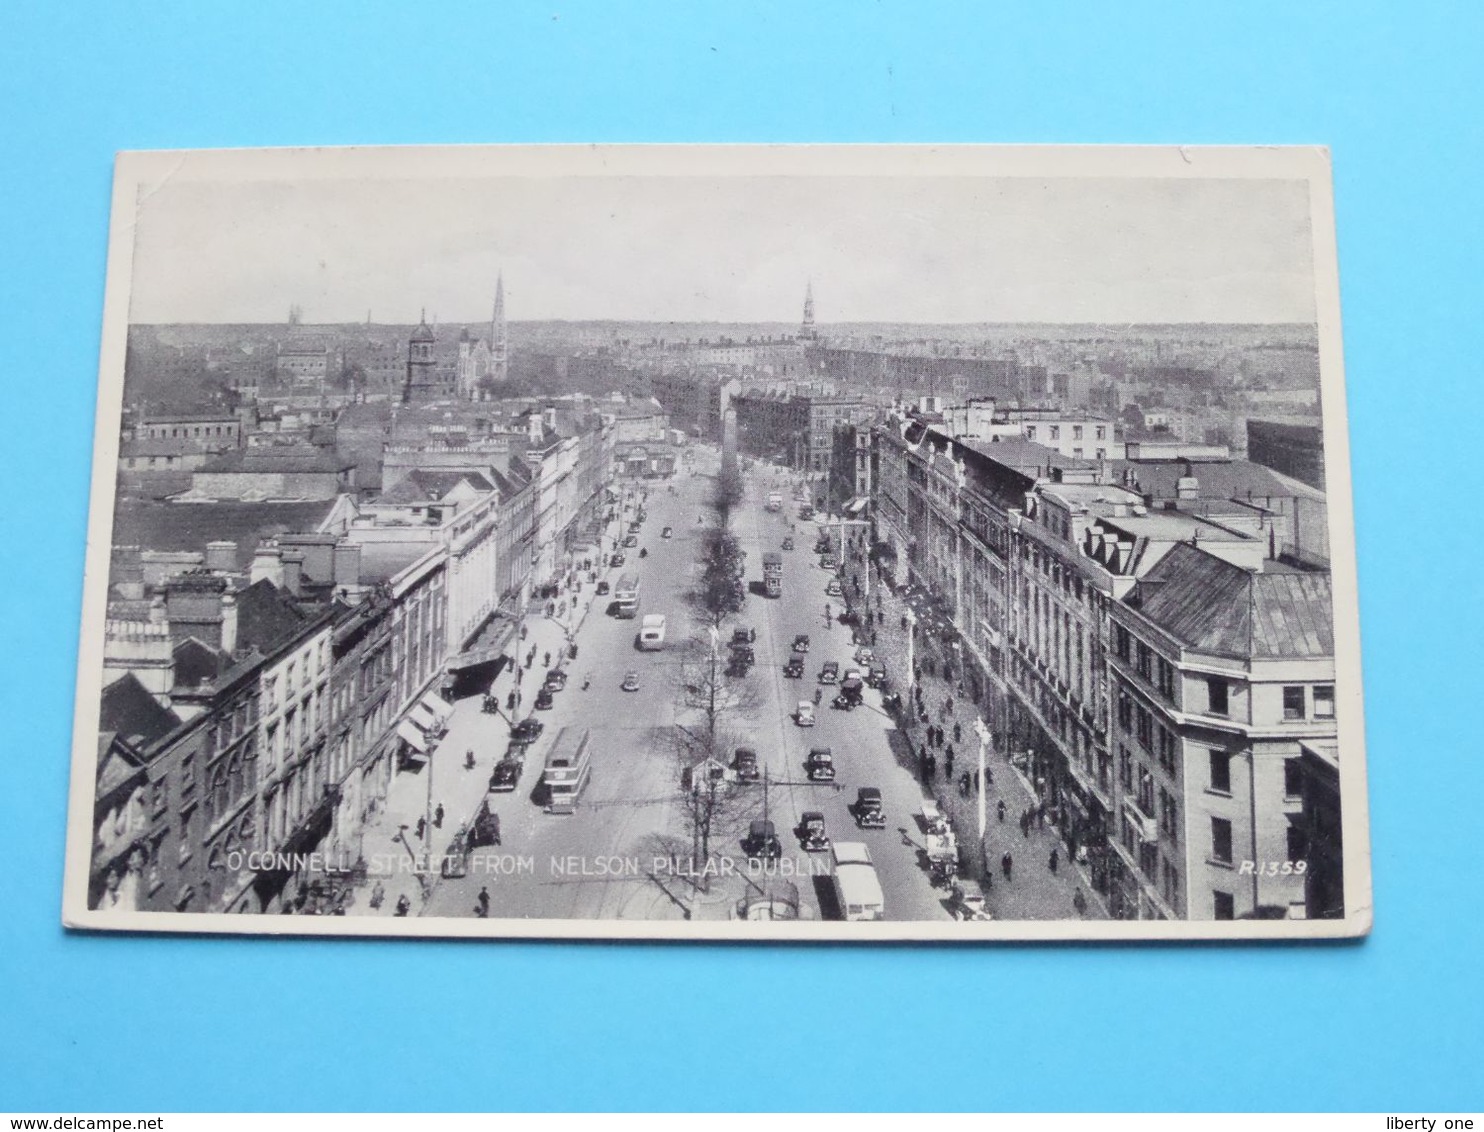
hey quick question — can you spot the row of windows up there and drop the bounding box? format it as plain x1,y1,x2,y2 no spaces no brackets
1024,423,1108,443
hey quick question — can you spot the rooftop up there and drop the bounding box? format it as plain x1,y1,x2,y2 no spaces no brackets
1126,542,1333,659
111,499,341,571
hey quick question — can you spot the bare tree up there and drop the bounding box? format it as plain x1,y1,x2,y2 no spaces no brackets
671,631,763,743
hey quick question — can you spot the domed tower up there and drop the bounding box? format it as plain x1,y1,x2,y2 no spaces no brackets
403,310,438,403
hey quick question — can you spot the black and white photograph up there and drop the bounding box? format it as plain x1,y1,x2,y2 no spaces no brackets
63,144,1369,940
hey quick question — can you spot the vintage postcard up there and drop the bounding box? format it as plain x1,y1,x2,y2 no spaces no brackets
63,145,1371,940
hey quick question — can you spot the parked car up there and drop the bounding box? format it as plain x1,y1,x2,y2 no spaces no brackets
805,747,836,782
534,688,555,711
792,633,811,653
543,669,568,692
854,646,875,666
742,819,783,860
596,580,610,595
488,758,523,792
867,662,888,688
820,554,837,571
781,537,795,551
819,661,839,684
826,579,843,597
783,656,805,679
621,671,641,692
731,626,757,646
628,521,642,534
795,700,817,727
610,552,626,568
510,718,545,745
661,526,673,539
733,747,760,782
623,534,639,548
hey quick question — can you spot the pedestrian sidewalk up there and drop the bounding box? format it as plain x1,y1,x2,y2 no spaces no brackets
349,514,620,918
838,547,1106,922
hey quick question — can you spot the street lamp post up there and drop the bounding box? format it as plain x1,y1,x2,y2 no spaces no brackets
973,717,991,880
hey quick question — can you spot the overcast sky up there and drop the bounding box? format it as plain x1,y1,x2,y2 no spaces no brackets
126,173,1317,325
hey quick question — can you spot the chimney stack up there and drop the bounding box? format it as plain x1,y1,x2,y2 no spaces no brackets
220,591,238,656
250,544,284,588
333,541,363,588
281,550,304,597
204,540,238,572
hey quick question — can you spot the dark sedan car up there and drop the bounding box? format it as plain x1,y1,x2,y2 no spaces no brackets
510,718,545,745
488,758,522,793
534,688,555,711
783,656,805,679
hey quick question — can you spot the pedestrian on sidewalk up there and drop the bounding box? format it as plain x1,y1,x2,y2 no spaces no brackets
415,816,427,841
944,746,955,779
434,803,445,830
958,771,970,797
1001,852,1013,881
477,886,490,916
997,799,1006,823
952,721,962,745
1048,847,1059,875
369,880,385,910
1020,811,1030,839
1073,890,1088,917
394,894,411,917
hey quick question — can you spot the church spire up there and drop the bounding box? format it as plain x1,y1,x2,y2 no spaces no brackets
491,272,509,383
800,281,817,340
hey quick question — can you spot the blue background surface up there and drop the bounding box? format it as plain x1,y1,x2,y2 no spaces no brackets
1,0,1478,1112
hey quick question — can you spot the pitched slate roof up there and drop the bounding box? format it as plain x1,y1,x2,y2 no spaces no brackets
233,578,316,655
111,499,340,569
98,672,181,750
1126,542,1333,659
377,468,495,504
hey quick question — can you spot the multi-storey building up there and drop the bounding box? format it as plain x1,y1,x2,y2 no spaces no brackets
1105,545,1335,920
870,406,1338,920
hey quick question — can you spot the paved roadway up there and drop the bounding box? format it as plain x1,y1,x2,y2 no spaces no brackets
421,450,952,923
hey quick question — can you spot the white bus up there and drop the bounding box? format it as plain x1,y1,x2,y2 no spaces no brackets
614,572,641,618
542,727,593,814
638,613,667,650
830,841,885,921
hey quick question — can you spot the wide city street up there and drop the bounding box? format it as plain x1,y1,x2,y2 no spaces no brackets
395,447,1018,923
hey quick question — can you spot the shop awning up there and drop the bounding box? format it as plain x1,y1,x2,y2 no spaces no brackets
408,702,440,732
396,719,429,753
420,691,453,720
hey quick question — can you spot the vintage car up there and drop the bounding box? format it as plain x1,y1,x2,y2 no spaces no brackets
534,688,555,711
623,534,639,548
798,811,830,852
742,819,783,860
854,647,876,666
509,718,545,746
795,701,817,727
866,662,889,689
951,878,991,922
825,579,843,597
783,656,805,679
818,660,840,684
661,526,673,539
820,554,837,571
805,747,836,782
468,803,502,848
596,580,610,596
488,757,523,793
781,537,795,551
733,747,760,782
792,633,811,653
854,786,886,829
833,674,865,710
543,668,568,692
610,552,626,568
628,521,642,534
621,671,641,692
731,626,757,646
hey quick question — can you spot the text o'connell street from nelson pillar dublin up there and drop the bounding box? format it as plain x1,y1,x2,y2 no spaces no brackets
68,146,1363,938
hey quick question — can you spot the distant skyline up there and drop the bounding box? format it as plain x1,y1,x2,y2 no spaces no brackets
127,174,1318,326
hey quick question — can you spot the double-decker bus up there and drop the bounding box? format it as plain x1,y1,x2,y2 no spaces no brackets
542,727,593,814
613,573,641,618
762,551,783,598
